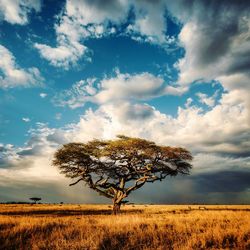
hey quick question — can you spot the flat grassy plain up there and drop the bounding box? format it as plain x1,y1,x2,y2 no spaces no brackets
0,204,249,250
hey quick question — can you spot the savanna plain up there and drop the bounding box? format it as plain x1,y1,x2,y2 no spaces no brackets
0,204,249,250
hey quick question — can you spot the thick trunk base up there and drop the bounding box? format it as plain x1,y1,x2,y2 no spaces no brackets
112,203,121,215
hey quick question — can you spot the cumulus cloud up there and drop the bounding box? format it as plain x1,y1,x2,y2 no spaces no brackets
196,91,219,108
34,0,174,68
0,45,43,88
45,87,250,159
51,64,249,157
65,0,127,25
69,91,249,157
94,72,166,103
159,0,250,132
0,0,41,25
32,0,250,93
171,1,250,95
53,72,184,108
34,42,88,69
48,92,250,202
1,88,249,202
34,0,128,68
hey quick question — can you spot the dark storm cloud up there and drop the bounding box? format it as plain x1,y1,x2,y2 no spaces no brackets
227,56,250,75
130,170,250,204
192,170,250,193
188,0,249,67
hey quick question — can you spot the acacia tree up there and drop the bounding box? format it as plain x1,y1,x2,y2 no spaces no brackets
29,197,41,204
52,136,192,214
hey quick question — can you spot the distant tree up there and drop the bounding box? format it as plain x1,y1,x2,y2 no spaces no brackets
29,197,41,204
52,136,192,214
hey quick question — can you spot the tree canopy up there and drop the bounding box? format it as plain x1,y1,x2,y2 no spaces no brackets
29,197,42,204
52,136,192,213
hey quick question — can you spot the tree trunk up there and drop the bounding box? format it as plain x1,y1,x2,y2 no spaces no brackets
112,202,121,215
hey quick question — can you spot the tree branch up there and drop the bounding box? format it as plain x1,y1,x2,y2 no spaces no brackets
69,178,84,186
126,176,147,195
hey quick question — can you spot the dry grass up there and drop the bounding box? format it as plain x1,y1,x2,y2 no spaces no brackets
0,204,249,250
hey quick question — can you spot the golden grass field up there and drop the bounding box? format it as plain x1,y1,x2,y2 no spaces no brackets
0,204,249,250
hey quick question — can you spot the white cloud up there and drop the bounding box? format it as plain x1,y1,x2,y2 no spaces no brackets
129,0,167,44
34,42,88,69
3,86,249,172
33,0,128,68
53,72,184,109
217,73,250,92
0,129,108,203
53,78,97,109
34,11,92,69
196,91,219,108
0,0,41,25
66,88,249,158
172,1,250,95
0,123,77,194
39,92,47,98
1,84,249,201
0,45,43,88
163,0,250,130
65,0,127,25
22,117,30,122
0,129,64,187
34,0,172,68
185,97,193,108
95,72,165,103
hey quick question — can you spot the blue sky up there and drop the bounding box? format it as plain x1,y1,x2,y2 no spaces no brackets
0,0,249,204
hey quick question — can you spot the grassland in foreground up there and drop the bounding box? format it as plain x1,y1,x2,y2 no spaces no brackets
0,204,249,250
